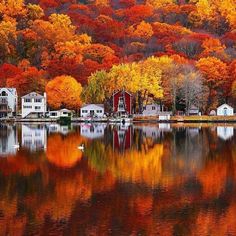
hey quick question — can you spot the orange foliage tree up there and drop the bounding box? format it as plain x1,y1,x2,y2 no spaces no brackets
196,56,229,108
6,66,47,97
46,75,83,110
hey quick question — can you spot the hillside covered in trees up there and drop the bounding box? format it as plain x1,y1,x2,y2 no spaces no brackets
0,0,235,112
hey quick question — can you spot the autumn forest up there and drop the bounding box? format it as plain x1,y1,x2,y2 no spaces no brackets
0,0,235,112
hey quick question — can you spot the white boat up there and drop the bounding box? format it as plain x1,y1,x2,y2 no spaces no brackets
109,116,133,124
120,116,132,124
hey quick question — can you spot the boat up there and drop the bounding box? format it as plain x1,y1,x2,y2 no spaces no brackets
109,115,133,124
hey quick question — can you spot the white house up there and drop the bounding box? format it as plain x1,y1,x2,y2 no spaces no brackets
80,104,104,118
21,124,47,151
142,104,161,116
48,109,73,119
217,104,234,116
188,105,200,115
21,92,47,118
0,88,17,118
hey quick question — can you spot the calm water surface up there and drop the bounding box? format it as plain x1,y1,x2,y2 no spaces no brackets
0,123,236,236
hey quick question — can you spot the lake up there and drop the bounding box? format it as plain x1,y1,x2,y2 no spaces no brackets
0,123,236,235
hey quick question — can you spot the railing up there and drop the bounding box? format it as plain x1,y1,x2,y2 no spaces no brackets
0,99,8,104
0,107,11,112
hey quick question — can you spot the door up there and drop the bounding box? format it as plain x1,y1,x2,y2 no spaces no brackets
224,107,227,116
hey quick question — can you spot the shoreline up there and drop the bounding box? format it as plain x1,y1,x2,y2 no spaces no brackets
1,115,236,123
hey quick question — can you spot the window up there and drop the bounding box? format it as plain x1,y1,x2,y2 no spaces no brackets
35,99,42,103
1,98,7,103
1,91,7,96
35,106,41,110
82,110,87,113
152,106,156,110
35,140,42,145
24,98,31,103
143,107,146,110
96,110,102,113
23,105,32,109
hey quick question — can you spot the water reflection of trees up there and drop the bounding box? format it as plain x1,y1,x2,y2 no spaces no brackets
0,125,235,235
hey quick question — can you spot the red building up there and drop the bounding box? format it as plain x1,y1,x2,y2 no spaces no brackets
112,90,132,115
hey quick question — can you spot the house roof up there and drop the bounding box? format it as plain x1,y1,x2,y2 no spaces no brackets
49,109,73,113
22,92,44,99
189,105,199,110
81,104,104,109
0,88,17,96
217,103,234,110
113,90,132,96
59,108,73,112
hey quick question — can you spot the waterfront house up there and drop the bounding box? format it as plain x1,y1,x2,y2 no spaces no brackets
187,105,199,115
80,104,104,118
216,104,234,116
21,92,47,118
0,88,17,118
48,108,73,118
142,103,161,116
112,90,132,116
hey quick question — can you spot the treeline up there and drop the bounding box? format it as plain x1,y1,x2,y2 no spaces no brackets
0,0,235,112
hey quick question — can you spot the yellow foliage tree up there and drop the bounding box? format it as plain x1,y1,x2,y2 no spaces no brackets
32,14,77,44
127,21,153,40
146,0,175,9
0,0,26,17
27,4,44,20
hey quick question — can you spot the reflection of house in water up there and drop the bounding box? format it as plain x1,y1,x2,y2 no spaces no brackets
187,127,200,138
113,125,132,150
217,126,234,141
134,124,171,139
47,124,70,135
140,126,160,139
159,123,171,131
80,123,106,139
0,124,18,156
22,124,47,151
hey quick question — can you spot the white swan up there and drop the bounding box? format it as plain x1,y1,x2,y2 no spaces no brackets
78,143,84,151
13,144,20,149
